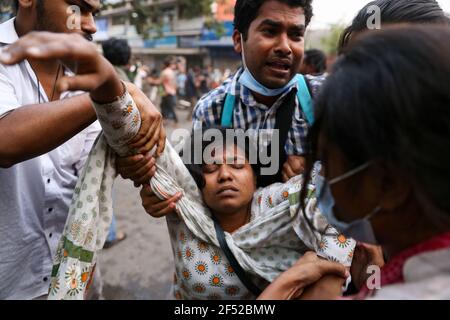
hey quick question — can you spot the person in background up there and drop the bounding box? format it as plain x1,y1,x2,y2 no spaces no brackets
197,66,210,97
176,57,187,98
184,67,199,121
147,68,161,104
300,49,327,78
102,38,131,82
148,56,178,124
101,37,131,248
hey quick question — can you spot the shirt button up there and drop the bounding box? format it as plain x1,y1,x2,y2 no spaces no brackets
48,208,53,213
49,233,53,238
43,277,48,282
47,179,51,184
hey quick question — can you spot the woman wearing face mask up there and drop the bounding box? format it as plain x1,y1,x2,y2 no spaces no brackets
260,24,450,300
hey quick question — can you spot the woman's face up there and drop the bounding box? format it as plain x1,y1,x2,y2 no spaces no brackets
201,144,257,216
317,132,382,224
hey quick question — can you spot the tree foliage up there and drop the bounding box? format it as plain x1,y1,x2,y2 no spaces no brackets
320,23,346,55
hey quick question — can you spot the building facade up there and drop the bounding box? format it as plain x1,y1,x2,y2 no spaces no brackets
96,0,241,72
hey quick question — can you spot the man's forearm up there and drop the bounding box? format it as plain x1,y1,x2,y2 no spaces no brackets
0,94,96,167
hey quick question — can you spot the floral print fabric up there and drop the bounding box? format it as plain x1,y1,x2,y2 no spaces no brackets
151,145,356,299
48,89,141,300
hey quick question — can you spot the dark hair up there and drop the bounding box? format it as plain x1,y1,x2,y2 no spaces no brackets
164,56,176,67
182,127,258,190
303,49,327,74
339,0,450,53
234,0,313,40
301,25,450,231
102,38,131,66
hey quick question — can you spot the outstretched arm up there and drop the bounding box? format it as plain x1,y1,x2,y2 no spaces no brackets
0,32,165,167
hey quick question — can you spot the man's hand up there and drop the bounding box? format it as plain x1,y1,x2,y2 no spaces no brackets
282,155,305,182
300,274,346,300
0,32,122,103
258,252,348,300
115,85,166,187
116,154,157,186
0,32,167,165
140,184,182,218
124,83,166,157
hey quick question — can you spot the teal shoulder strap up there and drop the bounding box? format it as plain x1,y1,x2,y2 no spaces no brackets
221,93,236,128
222,75,313,127
296,75,314,125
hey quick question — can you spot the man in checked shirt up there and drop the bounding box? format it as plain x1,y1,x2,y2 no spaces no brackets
120,0,325,217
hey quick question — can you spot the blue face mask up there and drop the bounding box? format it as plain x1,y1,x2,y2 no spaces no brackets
238,34,297,97
315,163,380,244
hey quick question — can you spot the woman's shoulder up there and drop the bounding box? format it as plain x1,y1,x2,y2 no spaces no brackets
371,247,450,300
369,276,450,300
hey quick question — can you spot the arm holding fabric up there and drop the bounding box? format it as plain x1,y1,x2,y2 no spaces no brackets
0,32,164,167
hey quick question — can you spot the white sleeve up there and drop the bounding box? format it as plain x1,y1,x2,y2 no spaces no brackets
0,64,21,119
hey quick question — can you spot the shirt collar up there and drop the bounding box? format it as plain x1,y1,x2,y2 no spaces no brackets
228,67,298,110
0,18,19,45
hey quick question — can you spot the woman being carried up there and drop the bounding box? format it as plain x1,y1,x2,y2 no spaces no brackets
144,127,354,299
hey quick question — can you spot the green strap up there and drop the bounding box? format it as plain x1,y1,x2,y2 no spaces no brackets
221,74,314,127
296,75,315,125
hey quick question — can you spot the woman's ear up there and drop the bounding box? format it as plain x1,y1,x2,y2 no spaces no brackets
377,165,412,211
18,0,33,9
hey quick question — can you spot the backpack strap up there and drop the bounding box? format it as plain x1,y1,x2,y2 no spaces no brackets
220,93,236,128
212,216,262,296
221,75,314,128
296,74,315,125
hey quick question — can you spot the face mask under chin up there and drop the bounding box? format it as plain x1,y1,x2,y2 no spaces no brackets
238,34,297,97
314,163,380,244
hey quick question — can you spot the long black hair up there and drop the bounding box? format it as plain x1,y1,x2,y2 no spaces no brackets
339,0,450,53
300,25,450,232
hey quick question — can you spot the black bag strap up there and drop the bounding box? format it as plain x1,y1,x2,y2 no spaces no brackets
212,216,262,296
274,88,298,161
256,89,297,187
220,88,300,187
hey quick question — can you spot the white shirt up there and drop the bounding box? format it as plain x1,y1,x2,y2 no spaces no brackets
370,247,450,300
0,18,101,299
